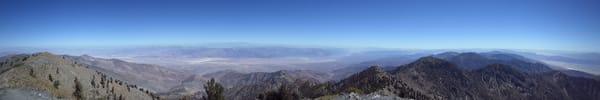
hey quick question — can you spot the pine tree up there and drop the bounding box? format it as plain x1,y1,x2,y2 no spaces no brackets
91,76,96,88
203,78,224,100
53,80,60,89
48,74,54,81
257,84,300,100
278,85,299,100
73,78,83,100
29,68,35,77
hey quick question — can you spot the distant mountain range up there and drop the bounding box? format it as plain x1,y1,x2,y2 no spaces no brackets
2,46,598,75
1,51,599,100
319,58,596,100
330,53,600,100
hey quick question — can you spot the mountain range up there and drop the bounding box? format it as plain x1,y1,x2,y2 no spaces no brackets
329,54,600,100
0,51,599,100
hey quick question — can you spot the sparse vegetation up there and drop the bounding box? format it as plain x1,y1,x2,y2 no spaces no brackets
0,52,160,100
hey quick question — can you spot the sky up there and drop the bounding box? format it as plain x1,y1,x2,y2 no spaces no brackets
1,0,599,52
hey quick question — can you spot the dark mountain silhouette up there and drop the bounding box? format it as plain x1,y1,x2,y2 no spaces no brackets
393,57,472,100
434,52,553,73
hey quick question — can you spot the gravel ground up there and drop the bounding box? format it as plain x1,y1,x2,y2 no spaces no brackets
0,88,53,100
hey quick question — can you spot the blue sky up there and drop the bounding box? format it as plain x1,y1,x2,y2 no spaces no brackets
1,0,599,52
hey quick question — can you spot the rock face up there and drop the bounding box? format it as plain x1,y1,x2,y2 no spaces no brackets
0,52,158,99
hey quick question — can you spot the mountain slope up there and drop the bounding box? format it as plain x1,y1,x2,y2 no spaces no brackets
334,65,432,100
470,64,569,100
326,54,600,100
336,66,393,94
65,55,189,92
0,52,158,99
214,70,330,100
393,57,473,100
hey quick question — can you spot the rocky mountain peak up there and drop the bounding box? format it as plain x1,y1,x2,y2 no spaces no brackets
364,65,385,73
336,65,392,94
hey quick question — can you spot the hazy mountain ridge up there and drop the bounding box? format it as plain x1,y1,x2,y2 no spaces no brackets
3,47,597,75
433,52,553,73
435,51,600,78
510,51,600,75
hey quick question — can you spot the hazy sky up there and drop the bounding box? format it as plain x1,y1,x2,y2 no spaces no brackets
1,0,599,52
